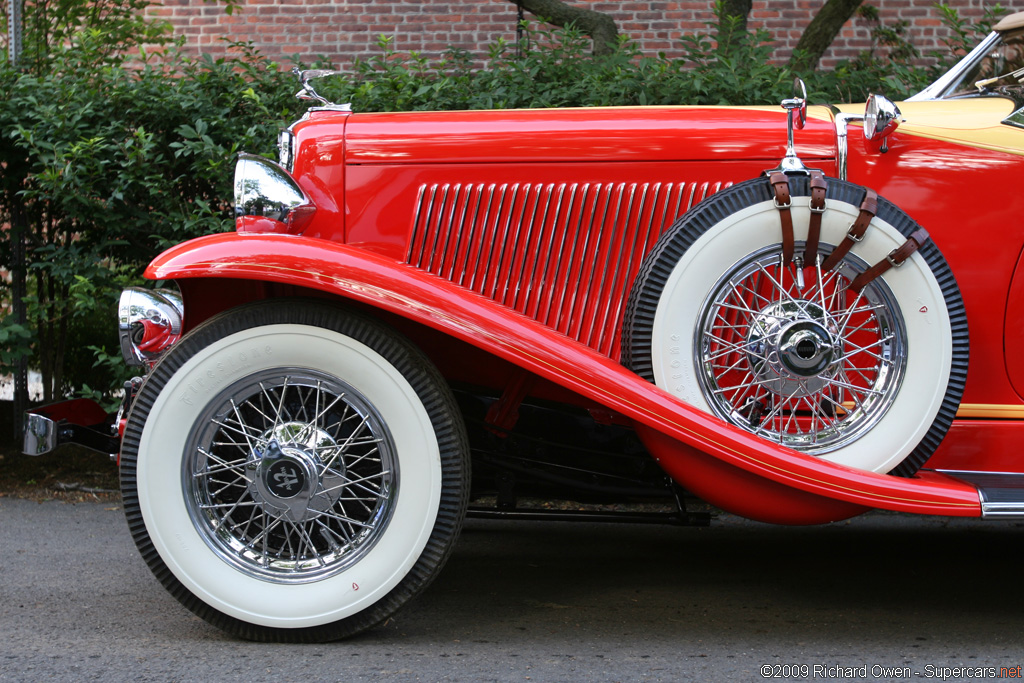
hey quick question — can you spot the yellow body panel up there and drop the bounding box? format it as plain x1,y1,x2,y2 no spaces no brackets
840,97,1024,157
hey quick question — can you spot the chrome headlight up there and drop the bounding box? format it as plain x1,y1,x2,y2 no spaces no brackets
864,94,901,141
234,153,315,231
118,287,184,367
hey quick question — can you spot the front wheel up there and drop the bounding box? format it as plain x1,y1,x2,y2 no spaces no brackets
622,175,968,476
120,301,469,642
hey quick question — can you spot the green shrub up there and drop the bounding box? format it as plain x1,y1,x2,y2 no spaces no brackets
0,13,301,403
0,0,1001,405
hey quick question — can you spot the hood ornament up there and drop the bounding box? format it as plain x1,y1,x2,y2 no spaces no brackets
291,67,352,111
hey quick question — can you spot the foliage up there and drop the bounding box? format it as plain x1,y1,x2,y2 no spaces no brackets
934,2,1007,59
1,3,302,403
322,3,1002,113
805,2,1007,102
0,0,1005,405
9,0,168,73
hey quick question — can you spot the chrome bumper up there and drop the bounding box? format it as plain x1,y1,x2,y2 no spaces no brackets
23,398,120,458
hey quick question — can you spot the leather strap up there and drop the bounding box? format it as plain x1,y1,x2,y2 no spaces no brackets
804,170,827,266
821,188,878,272
848,227,930,294
769,172,794,265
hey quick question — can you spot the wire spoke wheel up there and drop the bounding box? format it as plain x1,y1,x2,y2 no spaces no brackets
623,174,967,476
697,246,904,453
186,370,398,582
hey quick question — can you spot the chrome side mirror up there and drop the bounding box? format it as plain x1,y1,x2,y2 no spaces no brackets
771,78,810,173
786,78,808,131
864,94,901,151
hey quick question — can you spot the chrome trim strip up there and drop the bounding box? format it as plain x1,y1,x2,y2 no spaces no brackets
572,185,614,340
467,184,497,291
408,184,428,263
493,184,524,300
426,184,451,271
941,469,1024,477
938,470,1024,518
595,183,645,354
510,184,545,307
478,183,506,295
435,183,461,274
457,185,485,287
566,184,607,339
685,182,698,213
496,184,532,301
488,184,517,299
547,183,590,328
528,181,569,321
445,184,470,280
585,184,627,348
642,182,664,256
698,182,710,204
411,184,437,266
664,182,679,222
979,502,1024,518
539,183,579,323
517,184,556,312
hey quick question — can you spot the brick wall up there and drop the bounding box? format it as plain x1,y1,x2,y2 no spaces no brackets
155,0,1008,69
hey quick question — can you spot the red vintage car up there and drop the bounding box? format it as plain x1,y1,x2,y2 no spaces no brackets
23,12,1024,641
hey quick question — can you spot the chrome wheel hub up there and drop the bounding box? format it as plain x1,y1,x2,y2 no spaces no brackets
747,302,843,397
246,423,348,524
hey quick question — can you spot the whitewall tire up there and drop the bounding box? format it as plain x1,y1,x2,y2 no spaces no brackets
622,175,968,476
120,300,469,642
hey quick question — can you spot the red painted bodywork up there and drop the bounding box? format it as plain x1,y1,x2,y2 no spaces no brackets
147,99,1024,522
840,115,1024,475
148,235,981,521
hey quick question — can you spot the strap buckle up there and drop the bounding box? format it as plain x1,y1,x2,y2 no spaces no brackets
886,249,905,268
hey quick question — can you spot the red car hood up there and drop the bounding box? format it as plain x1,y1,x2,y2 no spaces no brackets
342,105,838,165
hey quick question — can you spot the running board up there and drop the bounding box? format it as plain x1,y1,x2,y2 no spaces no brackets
940,471,1024,518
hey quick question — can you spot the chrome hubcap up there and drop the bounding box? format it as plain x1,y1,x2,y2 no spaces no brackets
246,423,349,524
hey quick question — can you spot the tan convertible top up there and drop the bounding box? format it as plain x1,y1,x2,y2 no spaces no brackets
995,11,1024,32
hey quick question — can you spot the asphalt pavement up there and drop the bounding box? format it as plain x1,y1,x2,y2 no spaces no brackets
1,497,1022,682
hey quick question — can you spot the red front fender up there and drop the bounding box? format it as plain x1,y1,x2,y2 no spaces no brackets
147,233,981,521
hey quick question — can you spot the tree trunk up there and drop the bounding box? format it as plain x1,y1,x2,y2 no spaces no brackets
722,0,753,33
789,0,863,72
510,0,619,55
717,0,753,53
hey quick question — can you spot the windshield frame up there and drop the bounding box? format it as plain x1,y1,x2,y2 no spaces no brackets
907,31,1004,101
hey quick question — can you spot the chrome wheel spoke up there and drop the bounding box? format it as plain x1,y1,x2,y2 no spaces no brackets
184,369,398,583
697,244,907,453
